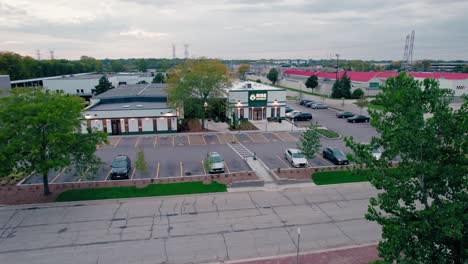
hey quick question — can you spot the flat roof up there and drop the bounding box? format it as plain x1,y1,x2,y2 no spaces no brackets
10,72,95,84
88,101,169,111
229,81,285,91
94,83,167,99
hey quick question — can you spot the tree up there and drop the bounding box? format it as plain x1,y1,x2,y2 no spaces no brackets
331,79,342,98
152,72,165,83
166,58,230,130
110,60,125,72
255,79,262,83
137,59,147,72
331,72,352,99
94,75,114,95
267,68,279,85
355,98,368,114
137,80,148,84
135,147,148,176
305,75,318,90
0,88,107,195
237,64,250,80
345,73,467,263
351,88,365,99
297,125,321,159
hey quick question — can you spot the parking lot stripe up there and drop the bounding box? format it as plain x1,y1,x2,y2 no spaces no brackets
50,167,67,183
246,133,256,142
315,152,334,165
224,161,231,174
131,167,136,179
172,136,175,146
201,160,206,175
276,155,291,168
155,162,160,178
134,137,141,148
180,161,183,176
113,137,122,148
153,136,158,148
215,134,223,144
77,167,91,183
201,135,207,145
187,135,191,145
104,169,112,181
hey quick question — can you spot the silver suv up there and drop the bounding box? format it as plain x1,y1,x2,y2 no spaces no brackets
206,152,225,174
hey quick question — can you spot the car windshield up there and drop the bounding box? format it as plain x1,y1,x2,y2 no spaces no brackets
210,155,223,163
292,152,305,158
112,159,127,168
372,148,381,154
331,149,346,159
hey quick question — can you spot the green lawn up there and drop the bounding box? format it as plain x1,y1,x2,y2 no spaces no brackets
366,103,385,110
312,170,369,185
55,181,227,202
316,128,340,139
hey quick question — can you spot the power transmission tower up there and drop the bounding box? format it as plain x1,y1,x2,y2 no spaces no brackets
36,49,41,60
408,30,415,67
184,44,189,59
172,43,176,59
402,30,415,71
335,54,340,80
49,49,55,60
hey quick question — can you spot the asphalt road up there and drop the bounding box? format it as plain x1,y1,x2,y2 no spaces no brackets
0,183,381,264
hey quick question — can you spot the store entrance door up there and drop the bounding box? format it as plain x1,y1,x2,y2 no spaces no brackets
110,120,121,135
252,108,263,120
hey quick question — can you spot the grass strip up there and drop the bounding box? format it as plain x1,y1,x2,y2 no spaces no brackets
312,168,398,185
366,103,385,110
55,181,227,202
316,128,340,138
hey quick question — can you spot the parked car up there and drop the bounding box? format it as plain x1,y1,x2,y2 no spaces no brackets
206,152,225,173
372,147,382,160
110,155,131,180
336,111,355,118
304,101,317,108
347,115,370,123
292,112,313,121
310,103,328,109
286,110,301,119
285,106,294,113
322,147,349,165
284,148,308,168
299,99,312,105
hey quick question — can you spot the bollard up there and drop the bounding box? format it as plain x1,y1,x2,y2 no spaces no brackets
253,152,257,160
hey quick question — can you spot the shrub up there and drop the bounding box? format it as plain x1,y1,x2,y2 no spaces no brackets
351,88,365,99
370,98,383,105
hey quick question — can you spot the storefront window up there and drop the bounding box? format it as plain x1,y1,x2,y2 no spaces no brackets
277,107,280,117
262,108,266,119
240,108,244,119
271,108,275,118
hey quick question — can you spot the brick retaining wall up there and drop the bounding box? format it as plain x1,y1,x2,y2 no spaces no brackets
0,171,257,205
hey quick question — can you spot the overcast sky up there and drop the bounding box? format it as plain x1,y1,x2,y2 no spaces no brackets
0,0,467,60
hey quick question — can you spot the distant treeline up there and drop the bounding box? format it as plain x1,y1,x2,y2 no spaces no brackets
1,52,467,81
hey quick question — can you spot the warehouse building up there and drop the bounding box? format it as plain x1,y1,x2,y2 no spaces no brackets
281,69,468,97
81,83,177,135
227,82,286,121
0,75,11,97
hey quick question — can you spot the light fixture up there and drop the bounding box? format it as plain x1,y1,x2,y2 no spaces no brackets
204,101,208,107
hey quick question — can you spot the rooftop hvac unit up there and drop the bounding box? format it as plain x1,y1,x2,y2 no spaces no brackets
246,83,252,88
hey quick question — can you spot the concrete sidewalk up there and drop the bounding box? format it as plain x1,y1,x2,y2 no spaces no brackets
251,120,306,132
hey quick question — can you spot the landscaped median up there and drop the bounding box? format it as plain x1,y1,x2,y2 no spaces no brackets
312,168,399,185
315,127,340,139
55,181,226,202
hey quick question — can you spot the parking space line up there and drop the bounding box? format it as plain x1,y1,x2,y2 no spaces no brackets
50,167,67,183
224,161,231,174
155,162,160,178
315,153,334,165
201,160,206,175
276,155,291,168
216,134,223,144
180,161,183,176
113,137,122,148
246,133,256,142
153,136,158,148
130,167,136,179
201,135,206,145
172,136,175,146
134,137,141,148
187,135,191,145
77,167,91,183
104,169,112,181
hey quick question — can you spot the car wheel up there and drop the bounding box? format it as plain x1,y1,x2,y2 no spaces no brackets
353,120,356,123
366,119,369,123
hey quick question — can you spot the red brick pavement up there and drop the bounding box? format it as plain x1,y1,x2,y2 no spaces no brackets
229,244,379,264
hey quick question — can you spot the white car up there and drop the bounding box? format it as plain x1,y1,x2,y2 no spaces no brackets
206,152,225,173
372,148,382,160
286,110,301,119
284,148,308,168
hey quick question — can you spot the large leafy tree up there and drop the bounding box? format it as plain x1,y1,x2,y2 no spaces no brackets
152,72,165,83
297,125,321,159
346,73,467,263
0,88,107,195
331,72,352,99
137,59,147,72
305,75,318,90
166,58,230,129
267,68,279,85
94,75,114,95
237,64,250,80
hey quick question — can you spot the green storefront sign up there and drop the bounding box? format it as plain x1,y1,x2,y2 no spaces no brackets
248,91,268,107
369,82,380,89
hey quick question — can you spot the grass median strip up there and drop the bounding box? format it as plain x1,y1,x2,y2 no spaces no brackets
55,181,227,202
312,168,398,185
316,128,340,139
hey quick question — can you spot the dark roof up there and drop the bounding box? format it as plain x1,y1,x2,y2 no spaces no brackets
94,83,167,99
88,101,169,111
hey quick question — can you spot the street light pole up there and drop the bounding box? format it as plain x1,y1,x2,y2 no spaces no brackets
335,54,340,80
296,227,301,264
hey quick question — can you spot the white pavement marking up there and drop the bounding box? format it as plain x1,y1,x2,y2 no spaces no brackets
50,167,67,183
130,167,136,179
155,162,160,178
153,136,158,148
104,169,112,181
276,155,291,168
134,137,141,148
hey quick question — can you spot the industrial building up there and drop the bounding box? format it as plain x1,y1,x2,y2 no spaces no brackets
81,83,177,135
281,69,468,97
0,75,11,97
10,72,154,98
227,82,286,121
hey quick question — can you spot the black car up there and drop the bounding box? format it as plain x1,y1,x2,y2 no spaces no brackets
322,147,349,165
304,101,317,108
347,115,370,123
285,106,294,113
299,99,312,105
336,111,355,118
292,112,312,121
110,155,131,180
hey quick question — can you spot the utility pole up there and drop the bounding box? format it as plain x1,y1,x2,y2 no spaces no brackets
335,54,340,80
296,227,301,264
184,44,189,59
172,43,176,59
36,49,41,60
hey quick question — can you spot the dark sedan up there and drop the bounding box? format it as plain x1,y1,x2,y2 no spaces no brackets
336,111,355,118
304,101,317,108
299,99,312,105
292,112,313,121
322,147,349,165
347,115,370,123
